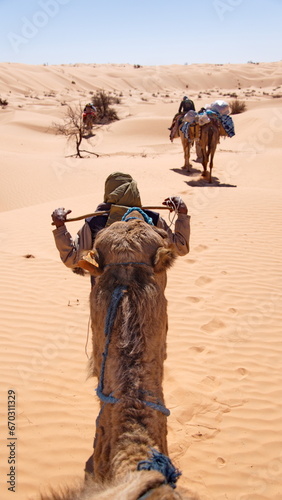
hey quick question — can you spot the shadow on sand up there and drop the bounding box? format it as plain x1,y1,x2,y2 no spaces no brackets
172,166,202,176
171,168,237,188
83,132,96,139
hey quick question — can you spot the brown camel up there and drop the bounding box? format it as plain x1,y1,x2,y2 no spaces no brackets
197,118,220,183
178,121,200,173
40,217,191,500
179,117,230,183
179,126,193,172
83,113,95,134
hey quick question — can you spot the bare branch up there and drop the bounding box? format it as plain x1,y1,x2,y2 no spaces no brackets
53,103,97,158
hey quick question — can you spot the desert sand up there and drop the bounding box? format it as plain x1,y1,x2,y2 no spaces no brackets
0,61,282,500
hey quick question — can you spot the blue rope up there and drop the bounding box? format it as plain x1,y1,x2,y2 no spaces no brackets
142,400,170,417
137,449,181,489
137,490,155,500
96,285,127,403
96,388,118,404
139,389,170,416
104,285,127,337
122,207,154,225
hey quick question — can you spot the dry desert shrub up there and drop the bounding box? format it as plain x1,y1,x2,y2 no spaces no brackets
0,97,8,107
53,103,99,158
230,99,247,114
91,90,119,123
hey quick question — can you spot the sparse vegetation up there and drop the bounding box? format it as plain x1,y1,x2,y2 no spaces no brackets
0,97,8,107
110,96,121,105
223,92,238,98
230,99,247,114
53,103,99,158
91,90,119,124
44,90,56,97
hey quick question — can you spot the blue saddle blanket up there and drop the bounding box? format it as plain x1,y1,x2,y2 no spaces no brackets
206,110,235,137
180,112,235,139
180,121,192,140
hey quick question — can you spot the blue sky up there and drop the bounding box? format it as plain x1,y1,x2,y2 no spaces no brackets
0,0,281,65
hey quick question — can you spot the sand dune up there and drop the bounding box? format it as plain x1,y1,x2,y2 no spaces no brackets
0,61,282,500
1,61,282,95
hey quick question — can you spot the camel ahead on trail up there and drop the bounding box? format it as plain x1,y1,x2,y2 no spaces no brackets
172,105,233,183
196,118,221,183
40,217,190,500
83,113,95,133
179,117,221,183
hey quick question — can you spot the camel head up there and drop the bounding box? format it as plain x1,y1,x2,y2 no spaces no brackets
78,219,176,276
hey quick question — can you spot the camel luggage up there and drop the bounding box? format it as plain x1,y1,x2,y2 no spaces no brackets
198,112,210,126
183,110,197,123
209,100,230,115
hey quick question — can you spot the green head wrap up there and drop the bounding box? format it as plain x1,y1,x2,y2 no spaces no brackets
104,172,142,207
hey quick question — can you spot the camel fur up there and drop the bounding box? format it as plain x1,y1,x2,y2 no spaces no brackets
40,218,191,500
39,470,187,500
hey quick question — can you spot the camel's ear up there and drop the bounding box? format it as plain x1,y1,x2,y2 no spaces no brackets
77,251,103,277
153,246,176,273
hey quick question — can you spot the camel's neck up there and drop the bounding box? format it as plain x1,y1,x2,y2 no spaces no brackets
98,283,168,409
93,400,168,482
91,272,169,482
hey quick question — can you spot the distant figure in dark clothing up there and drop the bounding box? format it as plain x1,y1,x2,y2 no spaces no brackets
168,96,196,141
178,96,195,114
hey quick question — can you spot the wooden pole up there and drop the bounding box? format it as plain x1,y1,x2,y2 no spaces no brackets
51,206,170,225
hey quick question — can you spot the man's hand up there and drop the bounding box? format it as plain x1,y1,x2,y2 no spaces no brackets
162,196,188,215
51,208,72,228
